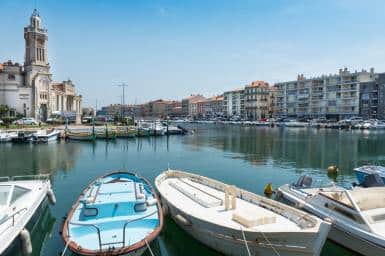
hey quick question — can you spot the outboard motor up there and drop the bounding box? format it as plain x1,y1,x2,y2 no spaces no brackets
361,173,384,188
293,175,313,188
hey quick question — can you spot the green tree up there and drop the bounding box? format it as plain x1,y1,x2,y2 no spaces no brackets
0,105,9,118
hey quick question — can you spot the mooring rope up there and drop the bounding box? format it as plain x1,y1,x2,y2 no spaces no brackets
61,239,71,256
240,226,251,256
257,229,281,256
145,239,155,256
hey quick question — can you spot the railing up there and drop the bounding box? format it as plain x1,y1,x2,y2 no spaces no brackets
0,207,28,235
68,210,158,251
0,174,50,182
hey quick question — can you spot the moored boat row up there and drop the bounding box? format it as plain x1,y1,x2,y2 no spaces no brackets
2,165,384,256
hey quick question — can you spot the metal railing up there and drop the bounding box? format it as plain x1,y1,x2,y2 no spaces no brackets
0,174,50,182
0,207,28,235
68,210,158,251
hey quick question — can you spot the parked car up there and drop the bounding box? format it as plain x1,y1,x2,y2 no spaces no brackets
12,117,38,125
0,119,3,125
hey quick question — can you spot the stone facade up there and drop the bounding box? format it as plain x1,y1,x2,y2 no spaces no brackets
244,81,270,120
181,94,206,117
0,9,82,123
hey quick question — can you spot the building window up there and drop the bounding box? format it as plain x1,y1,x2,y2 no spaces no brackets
8,74,16,80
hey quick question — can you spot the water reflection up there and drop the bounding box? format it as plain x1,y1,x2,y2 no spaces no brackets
0,141,82,176
181,124,385,178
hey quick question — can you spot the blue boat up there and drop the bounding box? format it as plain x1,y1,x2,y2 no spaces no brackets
62,172,163,256
354,165,385,184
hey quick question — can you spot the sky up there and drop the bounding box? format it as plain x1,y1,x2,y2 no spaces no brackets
1,0,385,107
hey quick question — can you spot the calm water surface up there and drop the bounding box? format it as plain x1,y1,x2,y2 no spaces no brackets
2,124,384,256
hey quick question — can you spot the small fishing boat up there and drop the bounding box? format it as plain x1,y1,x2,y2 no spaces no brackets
11,131,33,143
31,129,61,143
278,175,385,256
354,165,385,184
62,172,163,256
66,129,96,141
0,131,17,142
137,127,152,137
95,128,117,140
155,170,330,256
0,174,56,256
116,126,137,138
283,120,308,128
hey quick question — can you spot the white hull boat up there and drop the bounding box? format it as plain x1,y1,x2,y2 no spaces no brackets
0,131,17,142
278,176,385,256
155,170,330,256
32,129,61,143
284,121,308,128
0,175,56,255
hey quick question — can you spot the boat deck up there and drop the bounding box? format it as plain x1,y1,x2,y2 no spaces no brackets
68,174,159,251
159,177,301,232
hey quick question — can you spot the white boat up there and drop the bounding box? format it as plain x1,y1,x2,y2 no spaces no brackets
0,131,17,142
284,120,308,128
155,170,330,256
278,176,385,255
0,175,56,255
32,129,61,143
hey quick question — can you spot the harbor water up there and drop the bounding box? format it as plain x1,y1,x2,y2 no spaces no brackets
2,124,384,255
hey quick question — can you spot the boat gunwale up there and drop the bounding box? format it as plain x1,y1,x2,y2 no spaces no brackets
155,170,322,232
277,184,385,249
62,171,164,256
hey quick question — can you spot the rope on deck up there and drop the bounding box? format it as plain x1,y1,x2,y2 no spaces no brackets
145,239,155,256
240,226,251,256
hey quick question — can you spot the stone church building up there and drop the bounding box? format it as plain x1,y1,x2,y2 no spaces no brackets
0,9,82,123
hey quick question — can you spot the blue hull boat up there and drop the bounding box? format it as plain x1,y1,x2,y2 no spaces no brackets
354,165,385,184
62,172,163,256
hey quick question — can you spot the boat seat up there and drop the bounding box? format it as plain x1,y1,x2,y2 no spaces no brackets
169,180,222,208
232,211,276,228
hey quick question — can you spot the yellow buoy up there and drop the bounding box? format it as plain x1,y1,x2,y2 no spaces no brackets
264,183,273,195
327,165,339,174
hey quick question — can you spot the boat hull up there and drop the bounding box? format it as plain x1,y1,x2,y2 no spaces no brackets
0,179,52,255
278,187,385,256
62,172,163,256
2,198,51,256
160,196,327,256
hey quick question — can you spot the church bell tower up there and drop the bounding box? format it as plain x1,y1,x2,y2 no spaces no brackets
24,9,50,87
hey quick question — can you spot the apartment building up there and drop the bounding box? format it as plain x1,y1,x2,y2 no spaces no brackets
274,68,379,120
244,81,270,120
181,94,206,117
223,89,244,118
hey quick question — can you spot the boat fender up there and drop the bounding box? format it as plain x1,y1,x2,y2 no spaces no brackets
327,165,338,174
275,190,282,199
146,198,157,206
20,228,32,255
264,183,274,195
175,214,191,226
47,188,56,205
